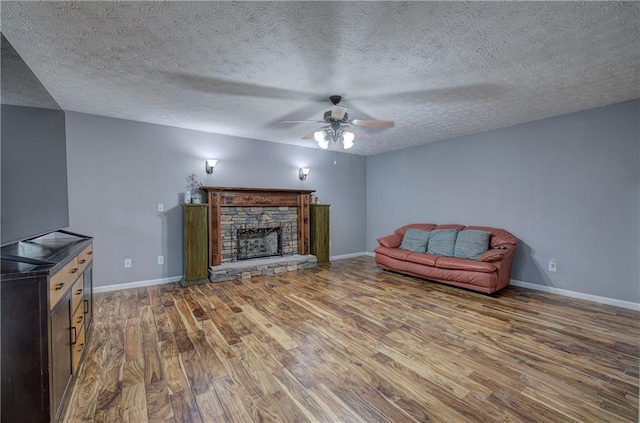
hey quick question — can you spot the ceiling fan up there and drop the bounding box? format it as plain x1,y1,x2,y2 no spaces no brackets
278,95,395,150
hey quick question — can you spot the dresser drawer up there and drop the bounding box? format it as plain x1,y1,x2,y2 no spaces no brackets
77,243,93,274
49,257,79,309
71,276,85,316
71,302,85,333
72,324,85,374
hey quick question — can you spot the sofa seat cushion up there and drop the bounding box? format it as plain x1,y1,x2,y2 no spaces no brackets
406,252,439,266
374,246,412,261
435,257,497,273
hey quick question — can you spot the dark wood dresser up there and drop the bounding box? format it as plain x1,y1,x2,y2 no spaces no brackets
1,230,93,423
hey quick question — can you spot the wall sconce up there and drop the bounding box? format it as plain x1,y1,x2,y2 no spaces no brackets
299,168,310,181
205,159,217,174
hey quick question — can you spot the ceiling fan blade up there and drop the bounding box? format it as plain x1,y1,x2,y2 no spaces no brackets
278,120,325,124
351,119,395,128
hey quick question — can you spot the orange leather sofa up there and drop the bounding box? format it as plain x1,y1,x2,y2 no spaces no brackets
374,224,517,294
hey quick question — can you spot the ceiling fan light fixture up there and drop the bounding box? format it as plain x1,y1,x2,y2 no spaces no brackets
313,130,326,143
318,138,329,149
279,95,394,151
342,130,355,149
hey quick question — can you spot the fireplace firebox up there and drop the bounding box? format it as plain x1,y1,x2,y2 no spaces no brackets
236,227,283,260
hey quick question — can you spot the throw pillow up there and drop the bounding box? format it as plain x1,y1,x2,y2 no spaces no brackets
454,230,491,260
399,228,430,253
427,229,459,256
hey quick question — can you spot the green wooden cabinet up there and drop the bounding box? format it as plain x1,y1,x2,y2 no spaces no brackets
310,204,330,265
182,204,209,286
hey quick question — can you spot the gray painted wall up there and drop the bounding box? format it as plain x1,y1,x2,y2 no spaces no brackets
367,100,639,303
65,112,366,288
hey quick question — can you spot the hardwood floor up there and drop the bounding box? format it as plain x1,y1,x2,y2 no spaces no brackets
64,256,639,422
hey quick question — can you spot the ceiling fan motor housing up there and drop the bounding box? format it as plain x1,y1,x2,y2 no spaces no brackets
323,110,349,123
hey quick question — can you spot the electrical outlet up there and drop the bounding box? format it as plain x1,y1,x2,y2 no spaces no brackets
158,255,164,265
124,258,132,268
157,203,164,212
548,259,557,272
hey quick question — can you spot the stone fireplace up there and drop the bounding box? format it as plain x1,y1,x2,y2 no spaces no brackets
202,186,314,267
201,187,317,282
222,207,296,262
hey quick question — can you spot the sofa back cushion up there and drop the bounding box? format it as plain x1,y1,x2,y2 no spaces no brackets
427,229,459,256
465,225,517,247
395,223,437,236
454,230,491,260
392,224,517,251
399,228,430,253
434,224,466,231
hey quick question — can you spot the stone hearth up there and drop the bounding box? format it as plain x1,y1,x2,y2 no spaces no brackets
209,254,317,283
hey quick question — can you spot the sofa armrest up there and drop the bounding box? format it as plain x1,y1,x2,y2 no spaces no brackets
479,244,515,262
377,233,403,248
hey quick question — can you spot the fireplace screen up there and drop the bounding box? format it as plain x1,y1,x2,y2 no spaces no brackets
230,211,292,261
236,227,283,260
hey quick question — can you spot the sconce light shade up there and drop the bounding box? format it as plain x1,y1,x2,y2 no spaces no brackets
205,159,217,174
299,168,310,181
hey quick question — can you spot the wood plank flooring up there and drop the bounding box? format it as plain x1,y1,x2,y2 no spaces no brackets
64,256,639,422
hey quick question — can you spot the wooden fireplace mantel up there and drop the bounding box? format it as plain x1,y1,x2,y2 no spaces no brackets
201,187,315,266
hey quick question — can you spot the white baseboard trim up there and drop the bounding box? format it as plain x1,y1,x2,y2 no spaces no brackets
92,268,638,311
94,254,375,292
94,276,182,293
510,279,640,311
330,252,373,261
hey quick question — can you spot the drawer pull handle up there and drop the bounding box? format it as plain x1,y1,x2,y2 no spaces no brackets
77,315,83,324
78,343,84,352
54,282,65,291
79,259,87,264
76,288,83,295
87,251,93,256
71,326,77,344
70,268,78,274
84,299,89,314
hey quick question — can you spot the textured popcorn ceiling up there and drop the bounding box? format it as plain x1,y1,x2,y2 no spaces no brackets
1,2,638,156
